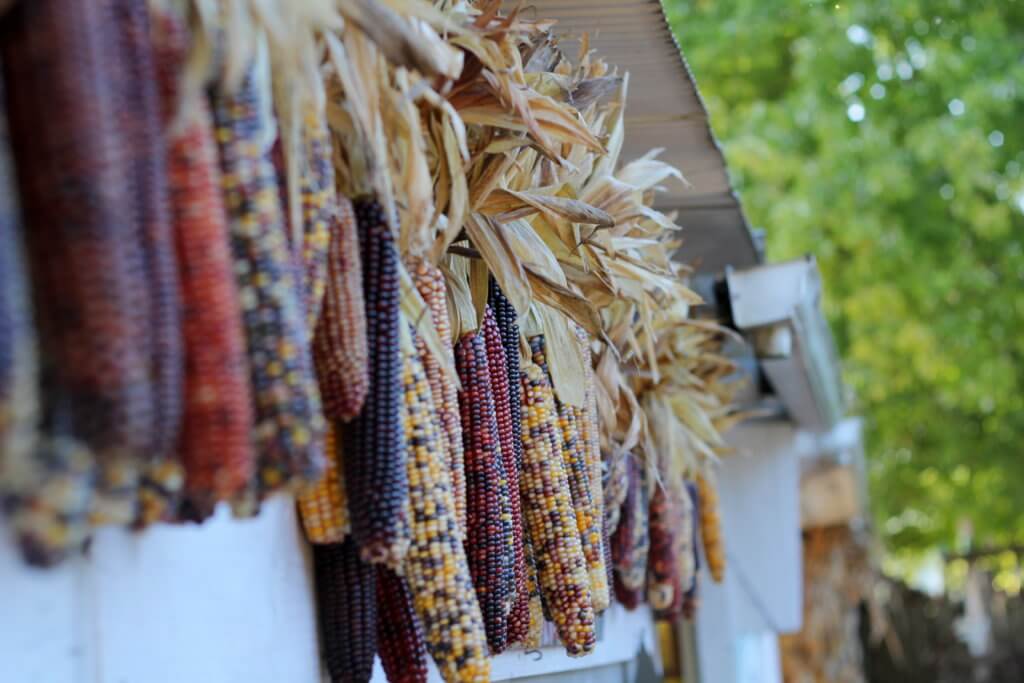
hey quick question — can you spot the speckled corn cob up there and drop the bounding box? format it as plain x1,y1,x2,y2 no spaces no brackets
313,195,368,422
697,469,725,582
456,330,513,654
410,257,466,536
519,362,596,656
400,331,490,682
2,0,158,527
646,481,689,620
529,335,606,612
482,307,529,644
313,539,378,683
611,455,649,609
113,0,184,501
299,110,334,328
210,43,325,503
487,279,523,486
298,423,349,543
377,567,430,683
151,6,254,522
340,198,408,566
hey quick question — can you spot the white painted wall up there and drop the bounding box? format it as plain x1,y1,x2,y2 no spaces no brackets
1,496,655,683
693,419,803,683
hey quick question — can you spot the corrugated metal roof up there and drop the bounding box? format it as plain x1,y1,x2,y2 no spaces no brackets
511,0,761,273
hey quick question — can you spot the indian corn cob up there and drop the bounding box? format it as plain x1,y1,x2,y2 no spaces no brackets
376,567,430,683
603,450,629,535
2,0,160,526
151,5,254,521
682,480,701,620
519,362,596,656
400,329,490,682
410,257,466,535
697,469,725,582
646,481,690,620
530,335,606,612
313,539,378,683
297,422,350,543
456,330,513,654
611,455,649,609
482,307,529,644
487,278,523,490
340,197,408,566
299,109,335,328
313,195,368,422
210,37,325,502
521,532,545,650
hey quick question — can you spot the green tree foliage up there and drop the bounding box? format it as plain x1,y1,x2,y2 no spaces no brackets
665,0,1024,558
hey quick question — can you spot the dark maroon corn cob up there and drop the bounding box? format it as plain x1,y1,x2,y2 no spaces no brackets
340,198,409,567
682,480,701,620
2,0,160,524
481,307,529,644
376,567,430,683
611,455,649,609
314,539,378,683
456,330,512,654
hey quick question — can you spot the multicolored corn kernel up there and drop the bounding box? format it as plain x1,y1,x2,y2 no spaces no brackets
151,5,254,522
298,109,335,328
697,469,726,583
400,331,490,682
410,257,466,536
482,307,529,644
377,567,430,683
456,330,512,654
611,455,649,602
646,480,691,621
338,197,408,567
313,539,378,683
519,362,596,657
313,195,368,422
210,40,325,501
2,0,159,525
529,335,606,612
297,422,350,543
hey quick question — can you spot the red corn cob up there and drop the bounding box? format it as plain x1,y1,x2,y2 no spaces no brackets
313,195,368,422
456,330,514,654
340,198,408,567
150,5,254,521
376,567,430,683
2,0,159,526
313,539,378,683
482,307,529,644
409,257,466,537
